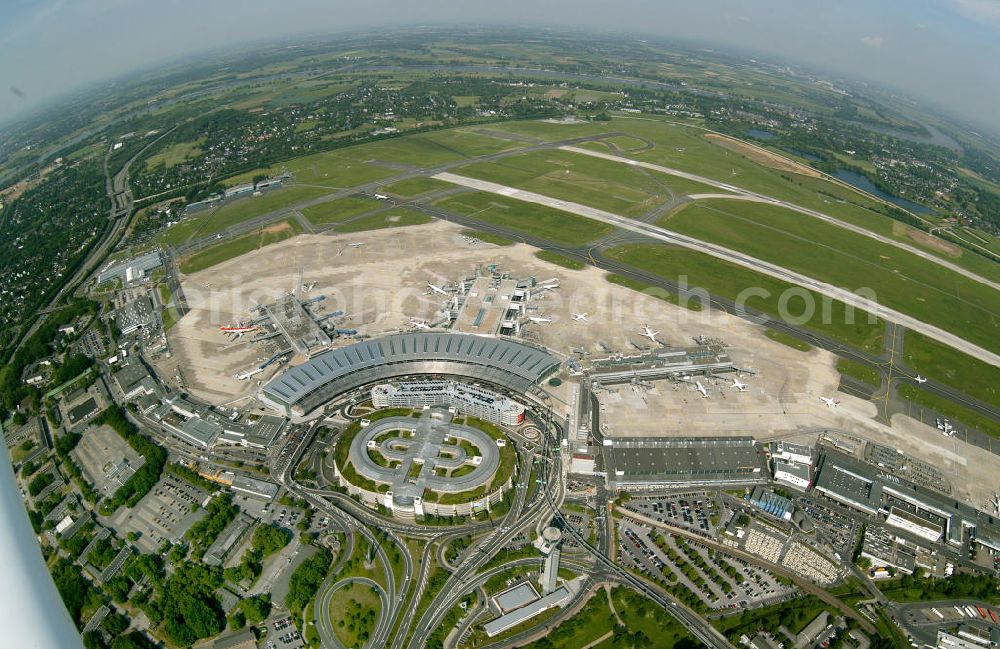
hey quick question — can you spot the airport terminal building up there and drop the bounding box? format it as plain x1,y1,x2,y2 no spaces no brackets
260,332,561,416
371,380,526,426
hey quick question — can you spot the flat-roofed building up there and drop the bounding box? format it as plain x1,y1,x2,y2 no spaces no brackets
372,380,525,426
885,506,944,543
773,458,811,491
604,436,766,490
116,297,154,336
484,587,571,637
771,440,813,466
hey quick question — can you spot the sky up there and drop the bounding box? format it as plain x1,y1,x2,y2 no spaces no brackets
1,0,1000,134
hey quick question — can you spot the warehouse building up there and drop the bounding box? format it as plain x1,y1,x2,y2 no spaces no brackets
603,436,767,490
371,380,525,426
97,251,163,285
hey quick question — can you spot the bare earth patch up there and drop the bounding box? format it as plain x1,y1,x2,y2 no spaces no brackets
892,221,961,257
704,133,822,178
261,221,293,235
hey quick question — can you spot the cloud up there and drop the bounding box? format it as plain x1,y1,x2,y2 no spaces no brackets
942,0,1000,28
861,35,884,47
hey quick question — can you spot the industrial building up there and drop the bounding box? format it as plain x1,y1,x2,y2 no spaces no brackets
603,436,767,490
261,332,561,416
97,251,163,285
812,446,1000,553
371,380,525,426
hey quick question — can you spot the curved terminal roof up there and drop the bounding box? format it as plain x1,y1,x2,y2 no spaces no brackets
262,333,561,414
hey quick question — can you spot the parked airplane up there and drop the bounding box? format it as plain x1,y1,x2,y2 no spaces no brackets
915,375,928,383
410,319,431,330
993,493,999,515
731,378,748,392
528,316,552,324
374,193,390,200
639,324,659,342
572,313,589,322
220,321,256,334
236,368,264,380
695,381,709,398
303,281,317,292
426,282,449,296
349,242,365,248
820,396,840,408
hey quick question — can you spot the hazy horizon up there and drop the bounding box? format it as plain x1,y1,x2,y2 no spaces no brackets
2,1,1000,136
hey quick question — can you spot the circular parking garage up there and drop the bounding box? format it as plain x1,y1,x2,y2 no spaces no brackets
333,405,518,520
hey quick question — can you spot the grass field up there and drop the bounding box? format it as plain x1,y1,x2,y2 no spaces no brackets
521,589,615,649
604,243,884,352
535,250,585,270
600,587,696,648
159,185,329,246
765,329,812,352
334,208,432,233
903,332,1000,408
328,582,380,649
460,230,513,246
661,199,1000,354
301,195,381,225
836,357,882,387
435,191,613,246
454,148,721,218
178,219,303,273
336,128,527,168
380,177,451,198
143,139,203,171
485,117,1000,279
604,273,702,311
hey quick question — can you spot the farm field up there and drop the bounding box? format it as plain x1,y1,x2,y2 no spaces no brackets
143,138,204,171
434,191,614,246
660,199,1000,354
603,242,885,352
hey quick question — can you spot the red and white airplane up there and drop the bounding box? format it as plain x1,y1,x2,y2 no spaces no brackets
220,320,256,334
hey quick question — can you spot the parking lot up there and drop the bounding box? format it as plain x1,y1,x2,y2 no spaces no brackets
111,474,208,553
621,492,720,536
796,495,860,555
617,520,793,610
263,615,304,649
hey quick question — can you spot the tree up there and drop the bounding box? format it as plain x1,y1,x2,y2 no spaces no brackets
251,524,291,557
240,594,272,624
110,632,156,649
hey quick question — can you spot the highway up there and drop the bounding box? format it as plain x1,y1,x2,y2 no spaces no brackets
433,171,1000,368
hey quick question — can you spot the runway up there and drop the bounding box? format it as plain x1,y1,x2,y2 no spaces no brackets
433,171,1000,368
